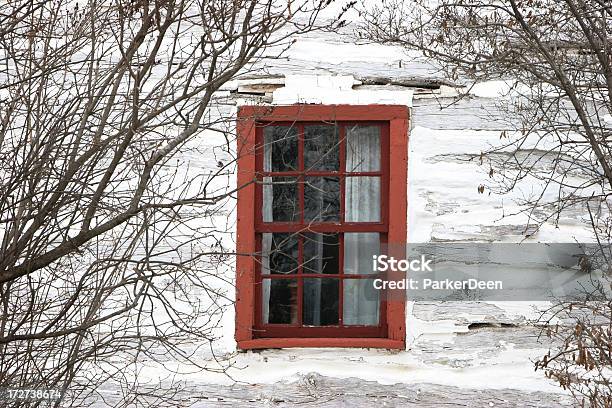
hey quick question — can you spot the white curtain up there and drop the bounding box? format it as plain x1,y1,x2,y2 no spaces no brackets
345,126,380,222
345,177,380,222
262,134,273,323
343,126,381,325
343,233,380,325
262,128,273,221
346,125,380,172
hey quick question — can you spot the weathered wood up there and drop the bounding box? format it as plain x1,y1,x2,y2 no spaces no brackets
236,83,283,95
184,373,572,407
357,75,458,89
412,96,515,130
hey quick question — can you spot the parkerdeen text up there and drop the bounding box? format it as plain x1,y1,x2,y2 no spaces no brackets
373,278,503,291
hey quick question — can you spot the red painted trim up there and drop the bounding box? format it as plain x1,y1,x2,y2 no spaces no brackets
255,326,383,338
262,171,383,177
260,273,379,279
254,223,388,233
236,105,409,350
387,117,409,343
235,109,258,343
239,105,408,122
238,338,405,350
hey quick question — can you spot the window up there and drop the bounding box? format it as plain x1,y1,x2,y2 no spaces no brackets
236,105,408,349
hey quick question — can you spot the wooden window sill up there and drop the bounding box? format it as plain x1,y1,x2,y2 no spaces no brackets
237,337,405,350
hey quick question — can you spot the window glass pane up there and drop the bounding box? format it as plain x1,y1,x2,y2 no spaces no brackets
303,278,339,326
345,176,380,222
263,126,298,172
263,176,299,222
304,177,340,221
303,233,339,275
304,124,339,171
343,279,379,326
263,279,298,324
346,125,380,172
262,233,298,275
344,233,379,275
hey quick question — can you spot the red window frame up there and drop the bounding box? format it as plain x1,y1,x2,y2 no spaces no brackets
255,120,388,338
236,105,408,350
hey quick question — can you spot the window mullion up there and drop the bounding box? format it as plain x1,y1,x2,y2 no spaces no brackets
297,234,304,326
339,123,346,326
298,123,304,223
297,123,304,327
339,123,346,223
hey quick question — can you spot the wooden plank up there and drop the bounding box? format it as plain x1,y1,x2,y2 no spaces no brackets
184,372,572,407
412,97,517,130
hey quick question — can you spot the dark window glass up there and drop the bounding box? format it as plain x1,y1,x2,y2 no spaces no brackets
257,122,388,332
304,176,340,221
263,126,298,172
265,279,298,324
263,177,298,222
263,233,299,275
303,278,339,326
303,233,339,275
304,125,339,171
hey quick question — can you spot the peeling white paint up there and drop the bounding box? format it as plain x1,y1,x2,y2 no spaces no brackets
271,74,414,106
